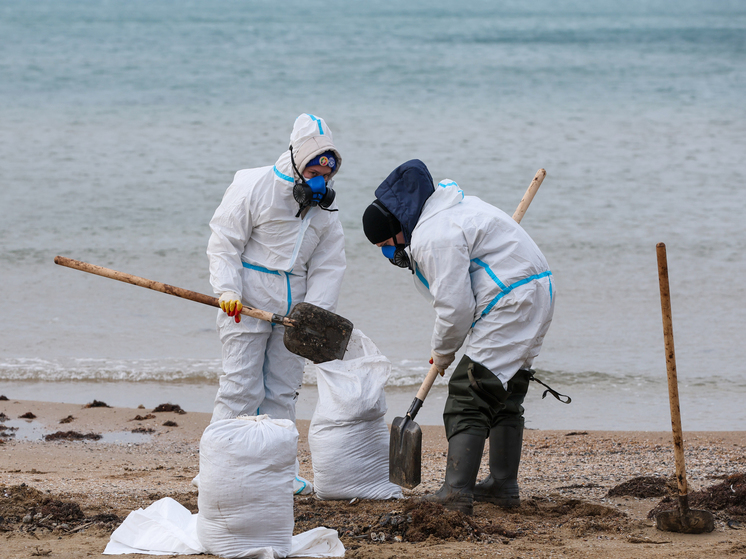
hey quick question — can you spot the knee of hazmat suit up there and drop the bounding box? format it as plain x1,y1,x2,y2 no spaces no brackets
206,114,347,420
361,159,554,387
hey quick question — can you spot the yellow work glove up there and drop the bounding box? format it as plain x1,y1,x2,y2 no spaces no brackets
430,350,456,376
219,291,243,323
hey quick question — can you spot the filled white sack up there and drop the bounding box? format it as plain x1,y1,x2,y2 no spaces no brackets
197,415,297,558
309,329,403,500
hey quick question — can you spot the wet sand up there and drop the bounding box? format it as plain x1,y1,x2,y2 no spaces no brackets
1,398,745,558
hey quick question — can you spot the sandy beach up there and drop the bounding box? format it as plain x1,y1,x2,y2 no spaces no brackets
2,396,745,559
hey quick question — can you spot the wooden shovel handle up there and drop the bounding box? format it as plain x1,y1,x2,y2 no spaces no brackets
54,256,293,327
415,363,443,402
512,169,546,224
656,243,688,497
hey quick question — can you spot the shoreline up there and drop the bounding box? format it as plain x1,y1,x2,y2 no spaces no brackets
2,399,745,558
3,379,743,431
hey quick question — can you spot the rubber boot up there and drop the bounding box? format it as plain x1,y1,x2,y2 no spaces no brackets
426,432,485,515
473,418,524,507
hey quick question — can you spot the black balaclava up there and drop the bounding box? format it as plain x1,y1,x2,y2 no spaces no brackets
362,200,411,270
362,201,401,244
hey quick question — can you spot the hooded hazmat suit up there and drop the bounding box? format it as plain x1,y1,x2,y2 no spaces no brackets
372,159,554,438
207,114,345,423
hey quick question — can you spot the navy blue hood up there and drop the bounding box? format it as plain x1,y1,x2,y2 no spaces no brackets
373,159,434,246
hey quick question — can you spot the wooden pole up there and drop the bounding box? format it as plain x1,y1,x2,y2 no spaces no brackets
656,242,689,504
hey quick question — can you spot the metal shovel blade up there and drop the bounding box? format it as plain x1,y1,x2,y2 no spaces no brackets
389,414,422,489
282,302,353,364
655,509,715,534
655,496,715,534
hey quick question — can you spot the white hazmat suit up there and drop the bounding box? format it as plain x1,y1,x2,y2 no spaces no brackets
410,180,554,388
207,114,345,423
365,160,555,511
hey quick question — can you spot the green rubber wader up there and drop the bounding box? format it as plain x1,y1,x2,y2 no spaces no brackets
443,354,531,440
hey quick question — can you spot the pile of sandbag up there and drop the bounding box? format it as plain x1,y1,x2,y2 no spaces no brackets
105,329,402,557
308,329,403,500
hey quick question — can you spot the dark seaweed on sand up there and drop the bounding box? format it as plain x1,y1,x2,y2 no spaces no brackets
84,400,111,408
606,476,676,499
648,473,746,520
44,431,102,442
152,403,186,414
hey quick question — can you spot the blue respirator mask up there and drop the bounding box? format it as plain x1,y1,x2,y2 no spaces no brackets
289,146,337,218
381,243,412,270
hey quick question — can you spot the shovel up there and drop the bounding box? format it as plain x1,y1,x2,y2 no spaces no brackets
654,243,715,533
389,169,547,489
54,256,353,364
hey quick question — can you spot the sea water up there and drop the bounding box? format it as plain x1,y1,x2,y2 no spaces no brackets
1,0,745,430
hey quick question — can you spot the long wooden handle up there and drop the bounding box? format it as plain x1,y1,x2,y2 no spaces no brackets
53,256,293,326
415,364,442,402
512,169,546,224
656,243,688,497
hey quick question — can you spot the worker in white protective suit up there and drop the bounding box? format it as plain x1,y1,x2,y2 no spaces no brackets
207,114,345,495
362,159,555,515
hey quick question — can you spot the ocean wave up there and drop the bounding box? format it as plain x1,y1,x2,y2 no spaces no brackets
2,358,740,391
0,358,224,382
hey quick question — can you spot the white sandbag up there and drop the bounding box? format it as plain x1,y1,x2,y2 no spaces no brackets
309,329,403,500
192,467,311,497
197,415,297,558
